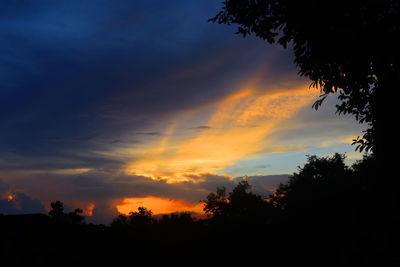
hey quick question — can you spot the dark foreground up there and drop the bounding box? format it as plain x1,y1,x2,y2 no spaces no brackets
1,213,398,267
1,154,399,266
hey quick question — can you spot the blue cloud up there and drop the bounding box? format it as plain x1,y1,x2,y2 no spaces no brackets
0,1,308,223
0,0,297,173
0,178,46,215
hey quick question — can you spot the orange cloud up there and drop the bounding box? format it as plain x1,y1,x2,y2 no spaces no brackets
84,203,95,216
116,196,205,216
122,81,318,183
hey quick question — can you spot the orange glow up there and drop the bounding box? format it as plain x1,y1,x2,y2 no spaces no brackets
116,196,205,216
84,203,95,216
7,194,13,201
123,82,318,183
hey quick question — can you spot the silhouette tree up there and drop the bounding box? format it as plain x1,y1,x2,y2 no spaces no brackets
159,212,194,225
128,206,153,226
269,153,353,223
210,4,400,252
210,0,400,154
48,200,64,220
111,214,129,228
264,153,383,265
202,180,271,224
67,208,85,224
48,200,84,224
202,186,229,218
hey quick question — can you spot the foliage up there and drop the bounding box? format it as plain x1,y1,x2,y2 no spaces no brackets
159,212,194,225
210,0,400,153
48,200,85,224
48,200,64,219
202,186,229,217
3,154,395,266
128,206,154,226
110,206,155,227
111,214,129,228
202,180,271,223
268,153,353,221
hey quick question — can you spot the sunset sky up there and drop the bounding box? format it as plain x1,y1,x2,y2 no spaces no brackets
0,0,366,223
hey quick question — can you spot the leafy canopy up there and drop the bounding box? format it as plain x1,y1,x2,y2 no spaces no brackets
202,180,270,223
211,0,400,153
48,200,85,224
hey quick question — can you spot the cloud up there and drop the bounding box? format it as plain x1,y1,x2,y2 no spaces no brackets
0,178,46,215
135,132,164,136
0,0,298,177
189,125,212,130
116,196,205,217
0,178,9,193
0,199,18,215
0,150,124,172
0,169,286,223
261,94,368,153
110,139,141,145
122,81,317,183
234,175,290,197
0,0,365,224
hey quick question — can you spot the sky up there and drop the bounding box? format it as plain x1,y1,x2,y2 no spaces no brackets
0,0,366,223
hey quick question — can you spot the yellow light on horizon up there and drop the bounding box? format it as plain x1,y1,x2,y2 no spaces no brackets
123,83,317,183
116,196,205,216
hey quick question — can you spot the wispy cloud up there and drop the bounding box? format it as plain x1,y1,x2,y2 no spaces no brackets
135,132,164,136
0,0,365,223
122,77,318,183
189,125,212,130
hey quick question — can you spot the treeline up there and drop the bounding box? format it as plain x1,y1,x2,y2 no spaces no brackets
1,153,397,266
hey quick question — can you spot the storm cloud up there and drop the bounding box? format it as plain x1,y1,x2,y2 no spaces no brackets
0,0,364,223
0,178,46,215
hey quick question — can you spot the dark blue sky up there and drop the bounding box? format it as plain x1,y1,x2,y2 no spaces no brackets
1,0,293,169
0,0,364,222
